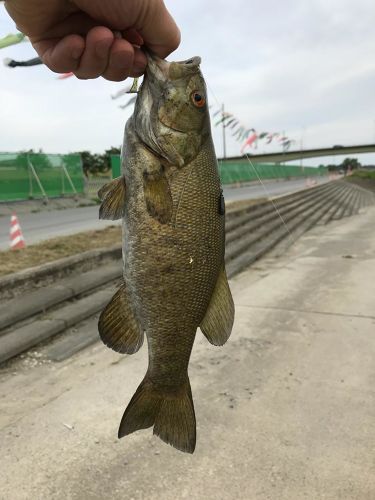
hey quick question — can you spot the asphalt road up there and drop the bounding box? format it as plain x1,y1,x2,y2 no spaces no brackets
0,177,328,250
1,207,374,499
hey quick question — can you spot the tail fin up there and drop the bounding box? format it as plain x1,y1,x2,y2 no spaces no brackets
118,376,196,454
154,379,196,454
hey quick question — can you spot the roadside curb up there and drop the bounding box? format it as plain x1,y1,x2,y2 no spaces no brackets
0,245,121,298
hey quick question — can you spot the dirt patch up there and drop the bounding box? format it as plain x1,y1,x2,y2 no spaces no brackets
344,175,375,193
0,226,121,277
226,198,267,213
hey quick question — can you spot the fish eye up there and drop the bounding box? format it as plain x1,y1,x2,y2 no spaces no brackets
191,91,206,108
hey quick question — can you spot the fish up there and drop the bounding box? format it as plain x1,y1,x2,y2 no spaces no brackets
97,52,234,454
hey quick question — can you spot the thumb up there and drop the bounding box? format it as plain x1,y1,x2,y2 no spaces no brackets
137,1,180,58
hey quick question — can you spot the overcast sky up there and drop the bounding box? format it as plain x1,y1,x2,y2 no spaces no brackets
0,0,375,165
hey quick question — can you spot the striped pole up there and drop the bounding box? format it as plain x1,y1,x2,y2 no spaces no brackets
10,214,26,250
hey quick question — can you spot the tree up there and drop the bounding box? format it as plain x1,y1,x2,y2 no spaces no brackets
74,147,121,176
327,164,339,172
340,158,361,173
103,146,121,172
77,151,104,176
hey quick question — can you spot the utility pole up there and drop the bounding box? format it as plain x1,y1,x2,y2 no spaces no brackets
281,129,285,166
300,127,305,172
222,103,227,159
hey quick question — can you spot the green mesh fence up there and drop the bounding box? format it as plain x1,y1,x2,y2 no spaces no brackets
218,161,327,183
111,154,121,178
111,155,327,184
0,153,84,201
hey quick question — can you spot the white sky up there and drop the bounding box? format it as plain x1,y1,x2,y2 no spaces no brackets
0,0,375,165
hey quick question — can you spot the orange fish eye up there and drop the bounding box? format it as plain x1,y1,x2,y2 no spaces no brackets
191,91,206,108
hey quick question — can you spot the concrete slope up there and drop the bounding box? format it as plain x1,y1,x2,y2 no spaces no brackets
0,207,374,499
1,180,372,365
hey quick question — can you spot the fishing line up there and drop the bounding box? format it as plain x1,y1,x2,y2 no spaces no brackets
206,81,296,245
206,81,224,173
243,153,297,245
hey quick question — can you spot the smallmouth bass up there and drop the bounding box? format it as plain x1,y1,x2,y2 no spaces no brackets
98,52,234,453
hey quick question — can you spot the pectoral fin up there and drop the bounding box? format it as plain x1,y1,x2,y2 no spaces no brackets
143,171,173,224
98,283,144,354
98,176,126,220
200,265,234,346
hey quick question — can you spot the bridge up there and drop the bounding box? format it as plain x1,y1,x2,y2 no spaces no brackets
219,143,375,163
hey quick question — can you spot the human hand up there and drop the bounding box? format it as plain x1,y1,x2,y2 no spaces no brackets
4,0,180,81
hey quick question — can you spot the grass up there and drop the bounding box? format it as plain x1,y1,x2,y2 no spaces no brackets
351,169,375,179
0,225,121,277
344,170,375,193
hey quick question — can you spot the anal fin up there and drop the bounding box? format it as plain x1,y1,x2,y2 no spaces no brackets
98,283,143,354
98,176,126,220
200,264,234,346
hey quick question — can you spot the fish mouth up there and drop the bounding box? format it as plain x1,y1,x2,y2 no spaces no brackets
175,56,202,66
145,51,170,79
145,51,201,80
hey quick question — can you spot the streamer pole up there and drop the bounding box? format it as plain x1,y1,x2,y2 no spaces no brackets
222,103,227,159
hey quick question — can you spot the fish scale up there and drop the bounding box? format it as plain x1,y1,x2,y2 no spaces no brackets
124,133,223,333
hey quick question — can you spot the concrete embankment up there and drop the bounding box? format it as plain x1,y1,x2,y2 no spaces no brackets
0,180,374,366
0,203,374,499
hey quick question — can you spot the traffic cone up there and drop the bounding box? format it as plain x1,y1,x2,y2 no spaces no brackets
10,213,25,250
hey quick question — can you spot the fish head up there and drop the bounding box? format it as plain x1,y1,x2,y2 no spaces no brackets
133,52,210,167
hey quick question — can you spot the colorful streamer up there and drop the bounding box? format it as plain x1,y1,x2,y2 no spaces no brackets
0,28,294,151
211,106,294,154
57,72,74,79
3,56,42,67
241,132,258,153
0,32,26,50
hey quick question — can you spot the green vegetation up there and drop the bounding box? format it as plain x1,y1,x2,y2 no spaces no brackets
351,169,375,179
327,157,362,173
77,146,121,176
344,169,375,193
